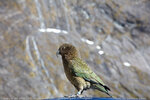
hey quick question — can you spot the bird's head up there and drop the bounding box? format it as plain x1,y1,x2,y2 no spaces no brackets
56,43,78,60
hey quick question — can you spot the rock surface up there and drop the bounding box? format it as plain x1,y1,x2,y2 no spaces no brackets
0,0,150,99
45,97,141,100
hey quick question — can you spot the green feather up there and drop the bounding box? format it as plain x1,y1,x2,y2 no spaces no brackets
70,57,106,87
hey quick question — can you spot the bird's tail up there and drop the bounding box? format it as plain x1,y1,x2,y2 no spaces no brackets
91,84,113,98
106,92,113,98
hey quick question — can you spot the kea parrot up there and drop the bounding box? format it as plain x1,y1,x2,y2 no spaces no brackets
56,43,112,97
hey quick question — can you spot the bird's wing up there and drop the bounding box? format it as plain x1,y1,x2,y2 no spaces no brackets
70,58,105,86
70,58,111,91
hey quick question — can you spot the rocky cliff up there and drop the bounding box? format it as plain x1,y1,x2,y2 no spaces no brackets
0,0,150,99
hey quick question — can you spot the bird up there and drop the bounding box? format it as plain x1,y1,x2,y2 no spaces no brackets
56,43,112,97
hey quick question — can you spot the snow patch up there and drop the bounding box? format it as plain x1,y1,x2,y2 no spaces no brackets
81,38,94,45
96,46,101,49
39,28,68,34
123,62,131,67
98,50,104,55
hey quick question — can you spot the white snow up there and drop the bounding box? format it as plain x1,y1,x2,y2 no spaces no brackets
38,28,68,34
98,50,104,55
81,38,94,45
96,45,101,49
123,62,131,67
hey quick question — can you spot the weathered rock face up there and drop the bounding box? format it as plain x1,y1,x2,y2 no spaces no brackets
0,0,150,99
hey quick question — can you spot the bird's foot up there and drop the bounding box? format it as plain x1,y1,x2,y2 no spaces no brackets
76,94,84,98
64,94,84,98
64,94,76,98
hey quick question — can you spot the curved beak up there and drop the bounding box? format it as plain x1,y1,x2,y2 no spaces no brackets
56,50,60,57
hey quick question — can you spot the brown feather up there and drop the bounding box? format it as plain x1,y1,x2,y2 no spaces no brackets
58,43,89,91
57,43,111,97
58,43,78,60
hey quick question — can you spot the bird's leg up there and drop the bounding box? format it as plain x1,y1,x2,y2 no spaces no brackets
64,89,83,98
64,90,81,98
76,90,82,96
75,89,84,97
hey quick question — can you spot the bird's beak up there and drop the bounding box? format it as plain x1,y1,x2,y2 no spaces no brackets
56,50,60,57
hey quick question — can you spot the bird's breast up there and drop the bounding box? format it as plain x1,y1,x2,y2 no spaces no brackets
62,59,74,81
64,64,74,82
62,58,90,90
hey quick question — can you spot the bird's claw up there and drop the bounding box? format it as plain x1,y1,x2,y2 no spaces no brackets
64,94,84,98
64,95,76,98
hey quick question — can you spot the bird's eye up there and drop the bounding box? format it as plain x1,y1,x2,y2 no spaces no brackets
61,47,66,50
